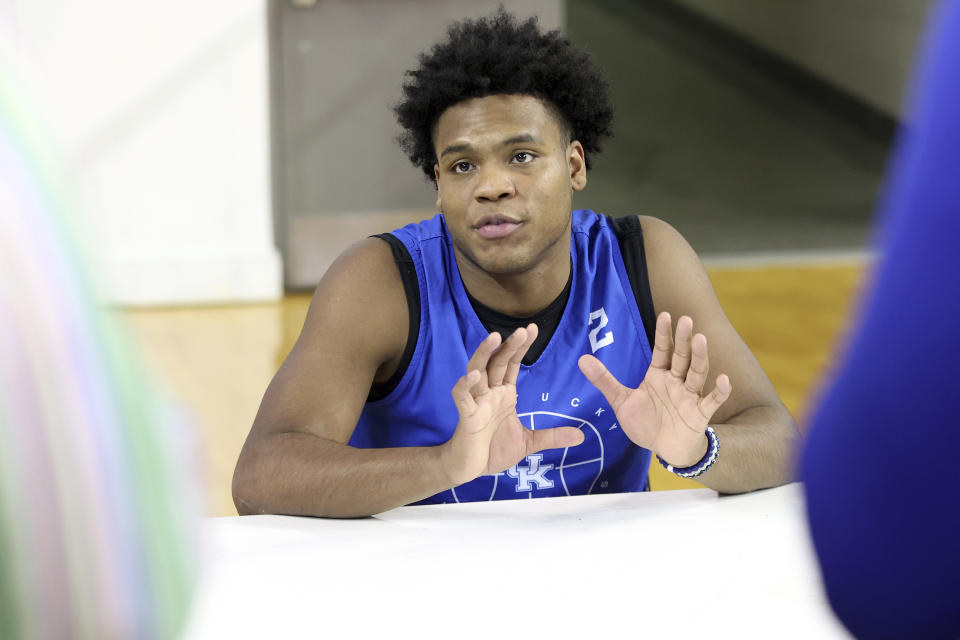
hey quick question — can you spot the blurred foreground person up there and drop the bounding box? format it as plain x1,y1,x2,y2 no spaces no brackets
802,1,960,638
0,40,196,640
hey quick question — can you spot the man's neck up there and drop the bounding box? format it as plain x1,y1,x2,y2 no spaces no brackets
456,248,571,318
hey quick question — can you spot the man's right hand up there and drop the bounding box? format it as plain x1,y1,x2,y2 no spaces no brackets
439,324,585,486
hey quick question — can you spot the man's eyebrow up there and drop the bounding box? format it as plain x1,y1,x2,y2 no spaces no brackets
438,134,544,160
500,133,541,147
439,143,471,159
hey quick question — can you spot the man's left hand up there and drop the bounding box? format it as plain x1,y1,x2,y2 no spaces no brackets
578,312,732,467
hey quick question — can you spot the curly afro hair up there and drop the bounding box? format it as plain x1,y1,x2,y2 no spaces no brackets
395,9,614,179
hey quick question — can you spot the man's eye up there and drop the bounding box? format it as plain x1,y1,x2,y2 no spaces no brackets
512,152,533,164
453,161,473,174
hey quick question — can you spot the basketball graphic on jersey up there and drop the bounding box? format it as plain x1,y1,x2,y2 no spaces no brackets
450,410,605,502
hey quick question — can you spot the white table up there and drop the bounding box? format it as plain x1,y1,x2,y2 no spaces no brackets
184,483,849,638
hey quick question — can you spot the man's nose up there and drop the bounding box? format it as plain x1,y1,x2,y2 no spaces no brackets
474,165,516,202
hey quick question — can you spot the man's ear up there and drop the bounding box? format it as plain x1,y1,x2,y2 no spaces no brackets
568,141,587,191
434,164,442,211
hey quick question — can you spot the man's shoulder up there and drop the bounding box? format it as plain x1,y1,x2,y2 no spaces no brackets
630,215,717,314
574,212,680,251
635,214,672,238
294,236,411,374
387,212,447,248
634,215,692,264
314,236,409,325
573,211,669,237
330,236,403,281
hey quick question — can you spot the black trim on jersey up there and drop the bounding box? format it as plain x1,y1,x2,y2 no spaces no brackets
367,217,657,400
606,215,657,348
367,234,420,402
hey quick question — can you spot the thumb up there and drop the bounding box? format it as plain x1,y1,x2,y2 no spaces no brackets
578,354,629,410
525,426,585,455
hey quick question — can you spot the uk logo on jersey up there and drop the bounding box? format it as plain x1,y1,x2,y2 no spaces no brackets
507,454,555,492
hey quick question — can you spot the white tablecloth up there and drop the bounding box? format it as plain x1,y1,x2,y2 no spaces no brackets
184,483,848,639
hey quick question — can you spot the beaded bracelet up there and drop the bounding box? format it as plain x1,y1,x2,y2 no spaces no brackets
657,426,720,478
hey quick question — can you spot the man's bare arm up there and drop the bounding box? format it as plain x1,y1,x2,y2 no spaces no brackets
640,215,799,493
232,238,455,517
234,433,456,518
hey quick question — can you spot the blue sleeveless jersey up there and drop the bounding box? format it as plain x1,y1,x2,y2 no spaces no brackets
350,209,654,504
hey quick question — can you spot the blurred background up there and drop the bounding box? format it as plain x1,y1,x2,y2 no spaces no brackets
3,0,934,516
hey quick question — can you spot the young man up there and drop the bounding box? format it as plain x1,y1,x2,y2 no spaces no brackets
233,11,798,518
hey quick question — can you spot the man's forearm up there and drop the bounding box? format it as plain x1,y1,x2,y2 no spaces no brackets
233,431,455,518
694,404,799,494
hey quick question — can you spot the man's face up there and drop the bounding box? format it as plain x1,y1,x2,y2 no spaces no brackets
432,94,587,277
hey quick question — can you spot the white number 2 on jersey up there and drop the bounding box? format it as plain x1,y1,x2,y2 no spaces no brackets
588,307,614,353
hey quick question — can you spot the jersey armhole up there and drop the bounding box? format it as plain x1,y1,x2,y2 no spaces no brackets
367,233,420,402
607,215,657,348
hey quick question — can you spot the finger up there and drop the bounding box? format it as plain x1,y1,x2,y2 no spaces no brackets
698,373,732,421
650,311,674,369
525,426,585,454
670,316,694,379
465,332,502,394
684,333,709,395
503,323,538,386
451,369,481,416
486,327,528,387
578,354,630,410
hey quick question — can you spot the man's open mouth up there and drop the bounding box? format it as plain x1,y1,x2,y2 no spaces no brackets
475,215,522,239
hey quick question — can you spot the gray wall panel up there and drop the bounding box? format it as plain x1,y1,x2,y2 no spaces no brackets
668,0,935,117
